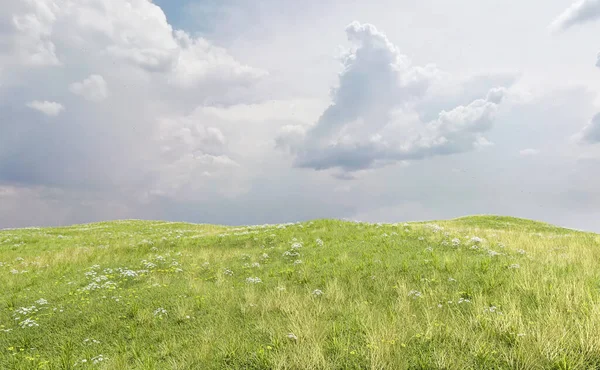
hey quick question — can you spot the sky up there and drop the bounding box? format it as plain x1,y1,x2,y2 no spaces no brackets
1,0,599,231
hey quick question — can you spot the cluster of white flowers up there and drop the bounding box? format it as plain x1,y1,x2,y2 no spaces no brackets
19,318,39,328
293,260,303,265
75,355,106,367
516,249,526,255
408,290,423,299
427,224,444,233
451,238,461,247
484,306,503,315
291,242,303,250
223,268,234,276
457,298,471,304
153,308,168,318
508,264,520,269
283,250,300,257
142,260,157,269
424,247,433,252
470,236,483,244
316,238,324,247
119,269,138,278
246,277,262,284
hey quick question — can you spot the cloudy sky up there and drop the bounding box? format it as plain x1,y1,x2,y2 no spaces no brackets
1,0,599,231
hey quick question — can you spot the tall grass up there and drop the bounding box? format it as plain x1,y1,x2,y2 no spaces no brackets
1,216,599,369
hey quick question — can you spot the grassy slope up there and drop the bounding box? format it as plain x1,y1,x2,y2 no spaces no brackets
1,216,599,369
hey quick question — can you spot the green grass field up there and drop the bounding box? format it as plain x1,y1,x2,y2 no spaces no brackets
1,215,600,369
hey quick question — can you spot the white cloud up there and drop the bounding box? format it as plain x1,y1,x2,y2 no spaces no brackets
3,1,61,67
69,74,108,102
550,0,600,31
520,148,540,156
0,0,267,203
26,100,65,116
277,22,511,173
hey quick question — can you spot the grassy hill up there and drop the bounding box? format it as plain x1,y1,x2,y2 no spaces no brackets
1,216,599,369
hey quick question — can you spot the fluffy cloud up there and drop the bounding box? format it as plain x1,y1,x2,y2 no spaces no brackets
550,0,600,31
26,100,64,116
69,75,108,102
0,0,266,203
277,21,510,173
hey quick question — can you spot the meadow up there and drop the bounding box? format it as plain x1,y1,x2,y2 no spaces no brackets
1,215,600,369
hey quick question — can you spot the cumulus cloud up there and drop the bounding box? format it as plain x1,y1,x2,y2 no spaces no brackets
277,21,509,173
550,0,600,31
69,75,108,102
0,0,267,203
26,100,64,116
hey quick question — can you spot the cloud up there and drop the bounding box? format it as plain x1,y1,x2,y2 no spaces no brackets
550,0,600,31
519,148,540,156
26,100,65,116
0,0,267,202
69,75,108,102
277,21,510,173
578,113,600,143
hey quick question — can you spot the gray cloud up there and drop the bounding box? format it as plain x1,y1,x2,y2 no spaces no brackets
579,113,600,143
278,22,510,173
551,0,600,31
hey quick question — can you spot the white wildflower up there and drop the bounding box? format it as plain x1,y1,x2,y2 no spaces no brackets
223,269,234,276
508,264,520,269
19,318,39,328
293,260,303,265
287,332,298,341
91,355,106,364
312,289,324,297
451,238,461,247
408,290,422,299
153,308,167,318
246,277,262,284
35,299,48,305
316,238,324,247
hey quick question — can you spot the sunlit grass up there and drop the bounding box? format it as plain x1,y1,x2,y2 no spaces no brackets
1,216,599,369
